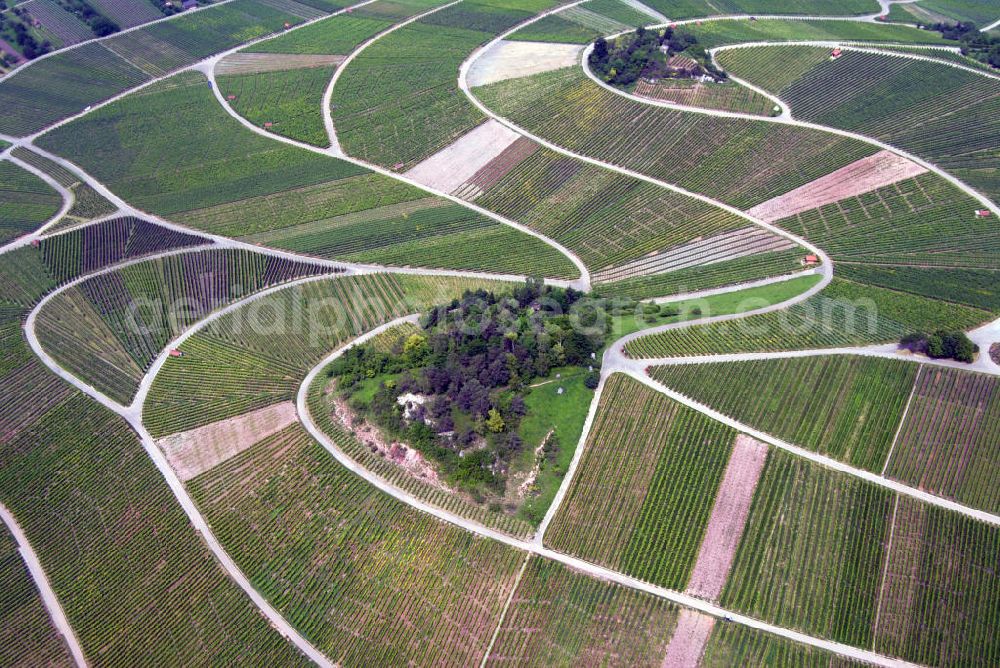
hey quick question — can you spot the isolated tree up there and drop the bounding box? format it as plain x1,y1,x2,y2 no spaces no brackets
485,408,505,434
594,36,608,61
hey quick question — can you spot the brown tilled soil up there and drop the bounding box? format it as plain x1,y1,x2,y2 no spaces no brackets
660,609,715,668
873,496,927,653
157,402,298,481
456,137,540,200
686,434,769,602
747,150,927,223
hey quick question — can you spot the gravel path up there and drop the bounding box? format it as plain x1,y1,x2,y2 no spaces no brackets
0,503,87,667
4,3,998,666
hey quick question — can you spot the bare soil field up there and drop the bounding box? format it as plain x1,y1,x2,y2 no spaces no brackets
661,609,716,668
406,119,522,194
467,40,584,87
157,402,298,481
747,150,927,223
453,137,540,201
216,53,346,76
686,434,769,602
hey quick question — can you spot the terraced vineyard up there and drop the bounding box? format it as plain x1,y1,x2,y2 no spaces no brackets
1,0,999,665
484,557,679,665
874,498,1000,667
547,373,735,589
0,0,336,136
144,273,512,436
719,46,1000,204
0,160,63,243
8,147,117,230
0,393,309,666
475,66,880,209
680,17,949,48
722,449,894,647
651,356,919,471
331,21,492,168
188,422,524,665
639,0,880,20
626,277,991,358
0,523,73,667
887,367,1000,514
217,11,399,147
36,248,332,404
38,71,576,277
771,172,1000,269
471,144,804,297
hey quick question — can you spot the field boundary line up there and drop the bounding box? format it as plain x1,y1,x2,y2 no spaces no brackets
458,12,834,297
322,0,464,155
2,0,383,142
0,151,75,249
712,41,1000,82
204,47,590,288
0,503,88,667
623,368,1000,527
872,494,900,650
631,347,1000,377
883,365,921,475
0,0,239,85
576,40,1000,218
294,320,921,668
479,552,531,668
23,248,348,668
311,0,591,287
534,368,607,544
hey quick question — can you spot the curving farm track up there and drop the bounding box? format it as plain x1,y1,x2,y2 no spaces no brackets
2,0,1000,665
